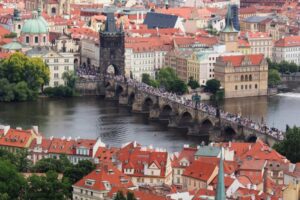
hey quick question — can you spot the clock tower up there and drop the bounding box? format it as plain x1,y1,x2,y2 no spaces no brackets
220,5,239,52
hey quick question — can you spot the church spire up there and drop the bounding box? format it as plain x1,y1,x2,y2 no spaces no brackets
103,12,117,33
216,150,226,200
222,4,238,33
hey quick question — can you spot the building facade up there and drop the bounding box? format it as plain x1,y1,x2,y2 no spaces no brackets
273,36,300,65
214,54,268,98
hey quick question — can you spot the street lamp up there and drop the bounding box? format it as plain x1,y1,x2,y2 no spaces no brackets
192,93,201,109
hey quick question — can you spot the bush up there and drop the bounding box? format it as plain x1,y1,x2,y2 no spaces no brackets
44,86,75,97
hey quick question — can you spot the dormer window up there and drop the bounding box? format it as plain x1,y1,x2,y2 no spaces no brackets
85,179,95,186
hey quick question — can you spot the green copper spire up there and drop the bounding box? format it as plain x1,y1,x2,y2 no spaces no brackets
216,150,226,200
222,5,238,33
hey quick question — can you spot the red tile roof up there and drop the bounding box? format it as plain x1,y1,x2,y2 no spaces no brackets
182,160,217,182
0,128,35,148
94,146,119,162
74,164,133,191
219,54,264,67
172,147,197,168
108,187,167,200
117,142,169,178
48,138,76,155
274,36,300,47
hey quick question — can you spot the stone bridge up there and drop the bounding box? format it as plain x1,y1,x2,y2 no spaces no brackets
98,78,280,147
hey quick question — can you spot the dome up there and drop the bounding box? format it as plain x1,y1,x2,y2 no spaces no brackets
1,39,23,50
21,11,48,34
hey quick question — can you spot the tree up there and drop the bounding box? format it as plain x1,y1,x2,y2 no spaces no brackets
0,78,15,102
26,170,70,200
268,69,281,87
156,67,188,94
62,71,77,90
63,160,96,184
0,159,27,200
142,73,151,85
0,53,49,91
32,156,71,173
206,79,221,94
273,126,300,163
188,77,200,89
114,191,137,200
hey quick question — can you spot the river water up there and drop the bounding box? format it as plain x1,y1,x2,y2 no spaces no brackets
0,94,300,152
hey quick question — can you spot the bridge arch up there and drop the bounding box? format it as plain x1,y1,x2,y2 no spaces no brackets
160,104,173,119
223,126,237,140
142,97,154,112
200,118,214,130
246,134,258,143
178,111,193,127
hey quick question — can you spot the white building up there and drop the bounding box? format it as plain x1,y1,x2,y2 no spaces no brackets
125,37,170,81
273,36,300,65
26,47,75,87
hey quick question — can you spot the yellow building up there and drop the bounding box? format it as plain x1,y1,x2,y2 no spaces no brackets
187,53,200,83
214,54,268,98
283,183,300,200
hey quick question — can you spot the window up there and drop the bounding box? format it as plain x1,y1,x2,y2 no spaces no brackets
245,85,248,89
241,75,244,81
249,75,252,81
235,85,238,90
80,189,83,194
255,84,258,89
54,81,59,86
54,73,59,78
241,85,243,90
26,36,30,44
64,59,69,63
54,59,58,63
43,36,46,43
249,84,252,89
35,36,38,44
54,66,58,70
64,66,69,70
18,24,21,29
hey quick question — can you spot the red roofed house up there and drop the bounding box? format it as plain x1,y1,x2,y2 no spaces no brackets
72,163,135,200
238,159,267,185
172,145,197,188
273,35,300,65
34,136,105,164
0,125,40,153
117,142,173,185
214,54,268,98
182,159,218,191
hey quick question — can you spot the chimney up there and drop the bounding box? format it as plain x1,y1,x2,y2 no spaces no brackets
228,141,232,148
3,126,10,136
32,126,38,134
36,135,42,145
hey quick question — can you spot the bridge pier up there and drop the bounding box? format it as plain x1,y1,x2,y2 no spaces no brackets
132,102,143,113
105,90,116,99
149,108,160,120
119,95,128,105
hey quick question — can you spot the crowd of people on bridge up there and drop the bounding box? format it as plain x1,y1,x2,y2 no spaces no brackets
76,64,100,79
109,75,284,141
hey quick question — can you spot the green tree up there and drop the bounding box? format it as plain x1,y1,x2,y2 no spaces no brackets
273,126,300,163
0,159,27,200
0,53,49,90
114,191,136,200
63,160,95,184
26,170,70,200
188,77,200,89
206,79,221,94
32,157,71,173
0,78,15,102
142,73,151,85
156,67,187,94
62,71,77,89
4,32,17,38
268,69,281,87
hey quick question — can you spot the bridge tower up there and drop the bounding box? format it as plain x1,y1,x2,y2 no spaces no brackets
99,12,125,83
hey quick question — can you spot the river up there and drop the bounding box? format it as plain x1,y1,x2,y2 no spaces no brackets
0,94,300,152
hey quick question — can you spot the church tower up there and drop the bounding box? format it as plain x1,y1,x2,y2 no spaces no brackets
99,12,125,81
220,5,239,52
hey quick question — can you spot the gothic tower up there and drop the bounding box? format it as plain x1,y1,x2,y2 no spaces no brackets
220,5,239,52
99,12,125,81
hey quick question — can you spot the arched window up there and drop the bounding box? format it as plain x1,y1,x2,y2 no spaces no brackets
241,75,244,82
255,84,258,89
249,74,253,81
245,75,248,81
25,36,30,44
